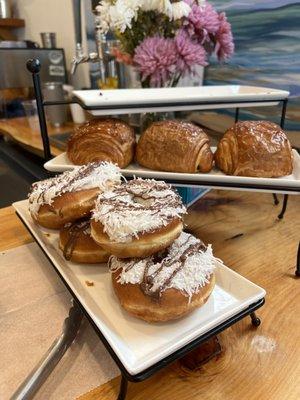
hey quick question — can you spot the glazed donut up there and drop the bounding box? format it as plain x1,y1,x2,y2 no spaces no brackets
28,162,121,229
91,179,186,258
109,232,217,322
59,219,109,263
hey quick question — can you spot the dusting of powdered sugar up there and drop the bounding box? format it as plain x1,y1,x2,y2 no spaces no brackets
92,179,186,243
109,232,220,298
28,162,121,217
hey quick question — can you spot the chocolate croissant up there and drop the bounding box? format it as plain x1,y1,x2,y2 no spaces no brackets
67,118,136,168
136,120,213,173
215,121,293,177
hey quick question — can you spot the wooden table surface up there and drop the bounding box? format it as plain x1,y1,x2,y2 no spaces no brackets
1,190,299,400
0,116,78,157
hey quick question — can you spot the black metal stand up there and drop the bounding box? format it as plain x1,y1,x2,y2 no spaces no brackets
118,375,128,400
235,107,239,123
272,193,289,219
26,59,52,162
278,194,289,219
25,57,297,194
278,100,289,218
273,193,279,205
250,312,261,327
296,242,300,277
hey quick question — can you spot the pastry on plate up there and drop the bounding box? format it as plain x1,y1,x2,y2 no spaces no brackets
59,219,109,263
109,232,217,322
28,162,121,229
214,120,293,177
67,118,136,168
91,178,186,258
136,120,213,173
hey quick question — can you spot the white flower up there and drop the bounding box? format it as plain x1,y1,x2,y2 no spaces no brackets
96,1,112,33
141,0,172,18
171,1,191,20
97,0,142,33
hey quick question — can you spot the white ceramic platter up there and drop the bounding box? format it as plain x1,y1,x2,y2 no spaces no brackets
73,85,289,115
44,149,300,194
14,199,266,376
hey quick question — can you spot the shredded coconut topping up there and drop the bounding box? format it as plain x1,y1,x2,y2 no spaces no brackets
28,162,121,216
92,178,186,243
109,232,220,298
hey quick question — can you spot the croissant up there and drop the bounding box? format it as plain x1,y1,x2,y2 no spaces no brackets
215,121,293,177
67,118,136,168
136,120,213,173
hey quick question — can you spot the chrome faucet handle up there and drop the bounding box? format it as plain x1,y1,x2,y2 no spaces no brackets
70,43,86,74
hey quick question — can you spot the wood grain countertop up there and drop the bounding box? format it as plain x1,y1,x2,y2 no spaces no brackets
1,190,299,400
0,117,79,157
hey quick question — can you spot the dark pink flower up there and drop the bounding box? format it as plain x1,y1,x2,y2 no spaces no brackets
185,2,220,42
175,29,207,75
133,36,177,87
215,12,234,61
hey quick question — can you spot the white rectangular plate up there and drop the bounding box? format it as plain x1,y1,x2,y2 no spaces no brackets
73,85,289,115
44,149,300,194
13,200,266,376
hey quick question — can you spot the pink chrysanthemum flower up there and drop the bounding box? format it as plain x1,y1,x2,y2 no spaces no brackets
184,1,220,43
175,29,207,75
215,12,234,61
133,36,177,87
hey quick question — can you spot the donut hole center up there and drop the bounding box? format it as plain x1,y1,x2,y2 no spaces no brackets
132,196,154,208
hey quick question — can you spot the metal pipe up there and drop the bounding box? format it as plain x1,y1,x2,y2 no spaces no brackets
10,302,83,400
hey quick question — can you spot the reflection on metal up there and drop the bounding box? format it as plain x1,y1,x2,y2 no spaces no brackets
71,0,117,88
11,301,83,400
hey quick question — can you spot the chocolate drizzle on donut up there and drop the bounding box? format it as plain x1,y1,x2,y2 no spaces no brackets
92,179,186,243
140,238,206,301
109,232,213,301
28,162,121,217
63,219,90,260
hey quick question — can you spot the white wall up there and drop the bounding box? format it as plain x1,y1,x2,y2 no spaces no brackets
13,0,90,89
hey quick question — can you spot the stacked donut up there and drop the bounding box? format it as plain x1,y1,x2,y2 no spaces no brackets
29,163,221,322
28,161,121,263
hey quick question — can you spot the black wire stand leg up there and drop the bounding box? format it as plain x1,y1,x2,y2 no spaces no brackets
280,98,288,129
274,99,290,219
278,194,289,219
26,58,52,162
235,107,239,123
296,242,300,277
117,374,128,400
272,193,279,205
250,312,261,327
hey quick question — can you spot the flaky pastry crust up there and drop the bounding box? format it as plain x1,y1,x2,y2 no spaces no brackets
215,121,293,177
67,118,136,168
136,120,213,173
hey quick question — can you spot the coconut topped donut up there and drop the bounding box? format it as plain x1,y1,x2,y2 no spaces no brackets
110,232,216,299
91,178,186,244
29,161,121,217
59,218,110,264
109,232,219,322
